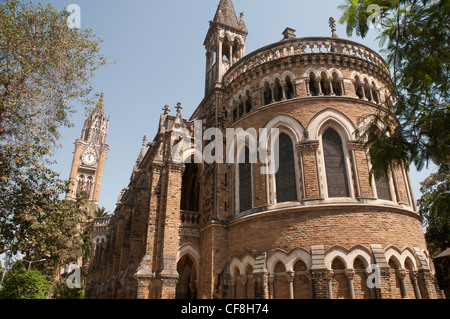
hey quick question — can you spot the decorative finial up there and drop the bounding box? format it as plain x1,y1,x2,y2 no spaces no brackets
97,91,105,108
162,104,170,115
329,17,339,38
175,101,183,114
239,12,244,20
142,135,147,146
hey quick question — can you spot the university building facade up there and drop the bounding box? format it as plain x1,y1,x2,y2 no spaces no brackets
84,0,443,299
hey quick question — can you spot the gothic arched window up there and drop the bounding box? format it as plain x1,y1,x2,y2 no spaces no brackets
309,72,319,96
86,176,94,198
285,76,295,99
181,162,200,212
77,175,85,195
263,81,271,106
239,147,252,213
275,133,297,203
375,174,392,201
323,128,350,198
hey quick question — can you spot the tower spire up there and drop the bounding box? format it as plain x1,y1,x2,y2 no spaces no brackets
204,0,248,95
213,0,247,34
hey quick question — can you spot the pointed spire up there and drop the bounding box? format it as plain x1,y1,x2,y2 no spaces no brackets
213,0,247,35
238,12,247,33
97,91,105,109
162,104,170,115
175,101,183,115
135,135,147,169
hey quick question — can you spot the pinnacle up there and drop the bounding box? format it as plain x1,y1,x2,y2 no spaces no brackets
213,0,247,34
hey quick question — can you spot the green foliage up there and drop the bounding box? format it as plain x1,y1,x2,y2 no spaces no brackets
0,0,106,272
52,281,85,299
339,1,449,256
0,268,51,299
339,0,449,174
418,166,450,257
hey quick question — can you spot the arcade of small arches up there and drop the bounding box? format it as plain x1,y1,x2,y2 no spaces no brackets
228,69,388,123
173,244,435,299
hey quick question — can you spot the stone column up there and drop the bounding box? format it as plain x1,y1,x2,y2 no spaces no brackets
337,80,343,96
230,278,237,299
216,37,223,84
327,271,334,299
229,44,233,66
345,270,356,299
281,83,287,101
410,271,422,299
270,84,275,104
305,79,311,96
397,269,409,299
286,271,295,299
240,275,248,299
268,275,275,299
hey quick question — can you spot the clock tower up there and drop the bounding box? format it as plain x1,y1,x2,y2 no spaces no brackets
66,93,109,208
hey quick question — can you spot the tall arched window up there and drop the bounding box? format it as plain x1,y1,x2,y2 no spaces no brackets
275,133,297,203
77,175,85,196
274,78,283,102
368,133,392,201
375,174,392,201
285,76,295,99
323,128,350,197
86,176,94,198
309,72,319,96
181,162,200,212
263,81,271,106
239,147,252,213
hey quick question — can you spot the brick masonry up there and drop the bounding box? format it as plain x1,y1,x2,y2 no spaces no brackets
84,0,444,300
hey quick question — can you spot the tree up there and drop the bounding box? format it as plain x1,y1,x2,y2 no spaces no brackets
0,268,51,299
418,166,450,257
338,0,449,213
0,0,106,264
95,206,109,218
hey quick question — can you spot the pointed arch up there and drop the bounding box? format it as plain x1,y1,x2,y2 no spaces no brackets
307,108,356,141
263,114,305,205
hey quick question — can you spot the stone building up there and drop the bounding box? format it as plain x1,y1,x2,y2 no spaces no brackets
85,0,443,299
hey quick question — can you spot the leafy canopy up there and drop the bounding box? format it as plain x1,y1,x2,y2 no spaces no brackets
339,0,449,175
0,0,106,271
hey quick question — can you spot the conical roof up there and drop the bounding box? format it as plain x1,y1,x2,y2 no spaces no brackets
212,0,247,34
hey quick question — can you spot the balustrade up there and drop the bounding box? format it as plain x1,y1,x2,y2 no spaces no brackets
224,37,388,86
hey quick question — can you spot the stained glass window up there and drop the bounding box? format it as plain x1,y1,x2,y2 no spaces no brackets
239,147,252,212
376,174,392,201
275,133,297,203
323,128,350,197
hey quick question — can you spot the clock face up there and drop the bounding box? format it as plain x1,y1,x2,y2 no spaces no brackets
82,153,97,165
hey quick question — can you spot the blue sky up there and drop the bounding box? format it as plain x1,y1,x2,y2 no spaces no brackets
35,0,435,214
